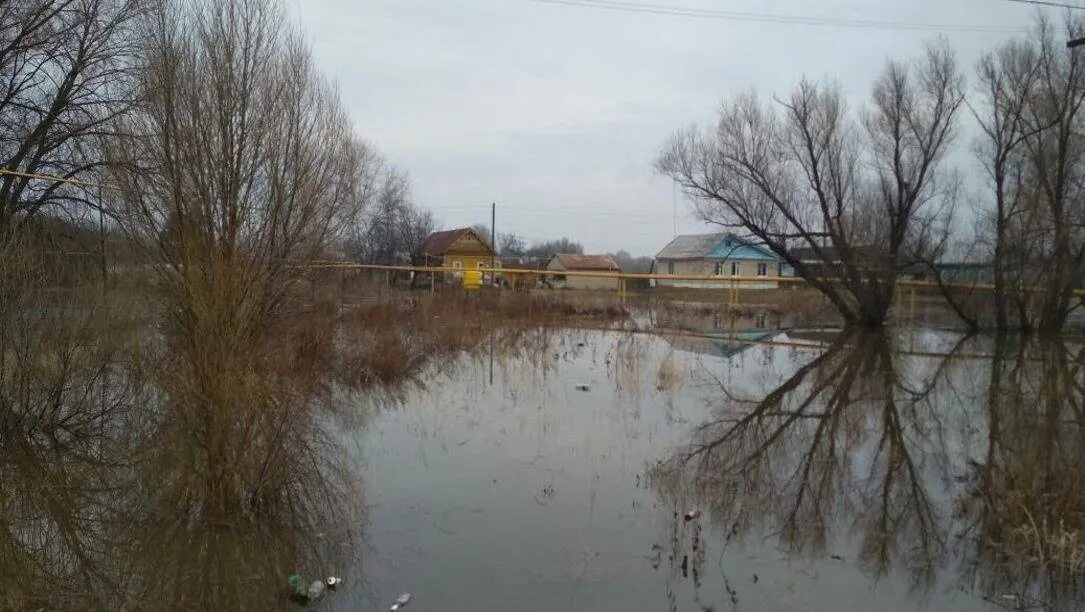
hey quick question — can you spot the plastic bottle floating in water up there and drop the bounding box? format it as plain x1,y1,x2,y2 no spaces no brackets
390,593,412,610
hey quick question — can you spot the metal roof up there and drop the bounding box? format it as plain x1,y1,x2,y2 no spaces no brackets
655,233,728,260
656,233,779,261
707,237,778,261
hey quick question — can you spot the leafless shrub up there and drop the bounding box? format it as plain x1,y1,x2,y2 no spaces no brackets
95,2,366,604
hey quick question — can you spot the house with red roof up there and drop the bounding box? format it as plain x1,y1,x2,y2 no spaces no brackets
545,254,621,291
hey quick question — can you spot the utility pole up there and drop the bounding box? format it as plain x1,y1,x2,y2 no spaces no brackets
490,202,496,282
672,181,677,237
97,185,107,290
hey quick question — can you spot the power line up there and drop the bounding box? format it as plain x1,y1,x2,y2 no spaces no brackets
1001,0,1085,9
528,0,1023,32
430,206,671,220
0,168,123,192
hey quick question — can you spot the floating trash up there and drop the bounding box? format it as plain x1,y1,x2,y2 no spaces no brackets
575,383,591,391
390,592,412,610
287,575,308,600
683,509,701,521
307,580,326,601
326,576,342,589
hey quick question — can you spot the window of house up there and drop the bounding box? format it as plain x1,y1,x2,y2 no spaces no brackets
714,262,724,276
757,263,768,276
477,261,487,269
730,261,740,276
452,260,462,269
667,261,675,275
778,263,784,276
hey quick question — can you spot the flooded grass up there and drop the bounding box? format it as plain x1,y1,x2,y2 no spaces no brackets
330,289,629,387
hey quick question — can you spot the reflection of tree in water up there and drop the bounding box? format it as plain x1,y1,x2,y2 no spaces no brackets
652,329,970,598
655,330,1085,609
123,350,359,608
960,336,1085,610
0,294,362,610
0,286,134,609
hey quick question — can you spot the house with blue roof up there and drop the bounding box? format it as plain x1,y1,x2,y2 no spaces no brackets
654,232,786,289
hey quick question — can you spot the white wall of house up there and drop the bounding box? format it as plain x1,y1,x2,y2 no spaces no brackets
655,258,781,289
546,259,620,290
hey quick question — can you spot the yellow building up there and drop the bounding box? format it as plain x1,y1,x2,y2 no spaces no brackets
419,227,498,280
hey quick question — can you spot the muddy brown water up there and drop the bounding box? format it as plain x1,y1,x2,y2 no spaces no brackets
5,322,1084,610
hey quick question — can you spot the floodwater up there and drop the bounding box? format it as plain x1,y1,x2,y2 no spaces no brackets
5,317,1085,611
336,324,1085,612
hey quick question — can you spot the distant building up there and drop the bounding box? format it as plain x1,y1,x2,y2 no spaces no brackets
545,254,620,290
908,261,994,285
418,227,497,280
654,233,783,289
789,245,894,278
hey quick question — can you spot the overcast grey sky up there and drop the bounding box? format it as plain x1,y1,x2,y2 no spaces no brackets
291,0,1036,256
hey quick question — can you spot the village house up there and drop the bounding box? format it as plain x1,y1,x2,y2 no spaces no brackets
654,233,784,289
417,227,497,281
545,254,621,290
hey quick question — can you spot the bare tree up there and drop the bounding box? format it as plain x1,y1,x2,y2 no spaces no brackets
1010,16,1085,333
106,0,361,497
965,15,1085,333
0,0,143,236
353,165,434,264
497,231,525,257
525,237,583,257
657,42,964,327
108,0,359,309
971,38,1043,330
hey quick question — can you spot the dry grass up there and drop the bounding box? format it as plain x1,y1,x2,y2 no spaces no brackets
326,288,628,387
989,491,1085,578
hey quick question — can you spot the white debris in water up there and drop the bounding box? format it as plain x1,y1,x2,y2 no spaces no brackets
390,592,412,610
